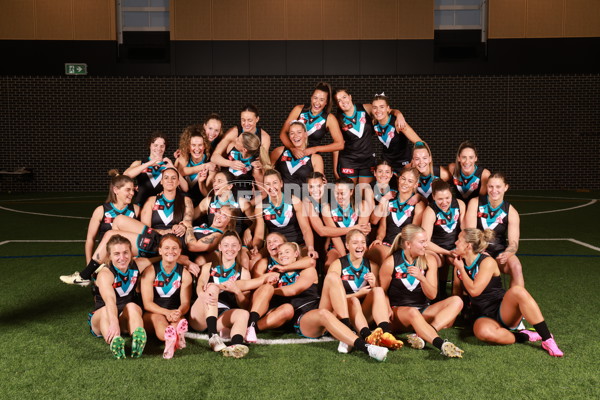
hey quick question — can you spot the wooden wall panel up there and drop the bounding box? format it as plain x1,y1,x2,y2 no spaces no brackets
212,0,249,40
35,0,73,40
526,0,563,37
249,0,285,40
322,0,359,40
172,0,211,40
0,0,35,39
360,0,397,39
488,0,526,38
564,0,600,37
73,0,111,40
397,0,433,39
287,0,322,40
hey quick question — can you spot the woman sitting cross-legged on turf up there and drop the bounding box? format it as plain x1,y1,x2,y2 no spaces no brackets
88,234,150,359
464,172,524,287
367,166,425,267
61,171,139,286
379,224,464,358
452,228,563,357
189,231,253,358
140,234,193,359
252,241,390,361
320,229,403,353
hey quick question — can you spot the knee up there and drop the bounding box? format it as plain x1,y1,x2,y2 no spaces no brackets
448,295,464,311
281,304,295,320
324,272,340,286
206,284,220,296
475,325,496,342
405,307,421,321
257,283,274,296
372,286,385,297
508,257,523,274
317,308,333,321
348,297,361,309
507,285,529,301
124,302,142,315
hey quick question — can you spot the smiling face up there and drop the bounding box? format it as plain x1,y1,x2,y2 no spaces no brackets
219,235,241,262
158,237,181,263
335,183,353,208
310,89,328,114
374,164,393,185
212,172,232,196
412,148,431,175
307,177,325,201
487,177,508,203
454,231,469,257
458,147,478,174
335,90,353,113
405,231,428,258
109,242,132,270
113,181,135,205
289,123,307,149
240,111,259,133
398,170,418,195
346,231,367,259
263,173,283,199
161,168,179,191
150,137,166,160
190,136,205,160
266,233,286,258
213,209,231,229
204,118,222,142
433,189,452,212
277,243,299,266
371,99,390,122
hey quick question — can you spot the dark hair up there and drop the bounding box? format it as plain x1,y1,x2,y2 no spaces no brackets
454,140,479,179
240,104,260,118
217,230,243,273
431,178,451,196
371,93,390,106
204,113,223,125
488,171,508,184
306,171,325,182
161,168,186,224
313,82,333,113
147,131,168,149
106,170,135,203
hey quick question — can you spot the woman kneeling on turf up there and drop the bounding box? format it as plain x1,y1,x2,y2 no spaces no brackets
452,228,563,357
140,234,193,359
89,235,150,359
379,224,464,357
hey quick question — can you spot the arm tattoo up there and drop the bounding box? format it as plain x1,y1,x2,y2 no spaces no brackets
200,235,216,245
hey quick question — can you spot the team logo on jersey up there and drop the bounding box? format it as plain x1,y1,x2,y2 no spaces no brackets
228,150,253,176
455,175,480,198
154,200,174,226
435,209,459,233
374,124,395,148
145,162,166,188
342,112,367,138
299,112,326,137
394,265,421,291
281,150,310,175
154,272,182,298
210,267,239,284
331,207,358,228
277,271,299,287
478,205,507,230
264,203,294,227
418,176,435,199
113,271,138,297
341,266,368,292
390,201,414,227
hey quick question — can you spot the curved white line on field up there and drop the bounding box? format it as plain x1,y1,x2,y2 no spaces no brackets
520,199,596,216
0,205,88,219
520,238,600,252
185,332,336,345
0,195,101,202
510,194,599,201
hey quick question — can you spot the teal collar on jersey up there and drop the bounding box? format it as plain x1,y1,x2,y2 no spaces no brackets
268,197,285,215
346,255,366,274
213,193,237,208
460,165,478,181
375,115,391,130
307,108,323,119
342,105,357,122
110,202,130,213
486,196,505,213
401,250,416,268
336,202,353,218
216,262,237,279
464,254,481,278
189,154,207,166
158,261,178,279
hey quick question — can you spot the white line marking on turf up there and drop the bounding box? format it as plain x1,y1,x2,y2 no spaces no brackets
510,194,599,201
520,199,596,216
0,195,101,202
185,332,335,345
0,239,85,247
521,238,600,252
0,205,88,219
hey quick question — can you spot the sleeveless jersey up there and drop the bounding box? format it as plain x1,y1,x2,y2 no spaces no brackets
134,158,168,205
184,155,208,207
373,115,411,171
337,104,375,165
476,195,510,258
93,261,140,311
387,250,429,308
98,203,136,241
263,197,303,244
452,166,484,202
416,166,441,201
462,254,505,318
297,104,329,147
227,147,255,196
276,270,320,310
371,181,398,207
210,262,241,309
151,193,180,230
188,225,223,258
206,194,244,235
383,197,415,244
330,203,359,243
429,197,461,251
236,124,263,145
275,148,313,188
340,255,371,295
152,262,184,310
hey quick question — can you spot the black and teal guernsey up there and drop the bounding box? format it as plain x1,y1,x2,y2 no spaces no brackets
205,194,245,235
297,104,329,148
461,254,505,318
276,270,320,311
382,197,415,244
184,155,208,207
337,104,376,169
226,147,256,196
262,196,303,245
151,261,184,310
209,262,241,309
429,197,461,251
340,255,371,295
150,193,180,230
134,158,168,205
329,202,359,244
416,166,441,201
476,195,510,258
98,203,136,241
452,166,484,202
93,261,140,312
371,180,398,207
236,124,263,145
373,115,411,172
387,250,429,308
274,148,314,188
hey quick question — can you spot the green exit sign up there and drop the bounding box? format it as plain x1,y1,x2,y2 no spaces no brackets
65,63,88,75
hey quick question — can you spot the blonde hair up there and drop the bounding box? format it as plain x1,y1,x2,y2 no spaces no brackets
389,224,428,271
345,229,366,244
462,228,495,254
288,120,309,149
279,241,300,258
240,132,271,170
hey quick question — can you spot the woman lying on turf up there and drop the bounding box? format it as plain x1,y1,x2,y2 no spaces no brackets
251,241,390,361
464,172,524,287
452,228,563,357
88,234,150,359
189,231,258,358
140,234,193,359
379,224,464,357
60,171,140,286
